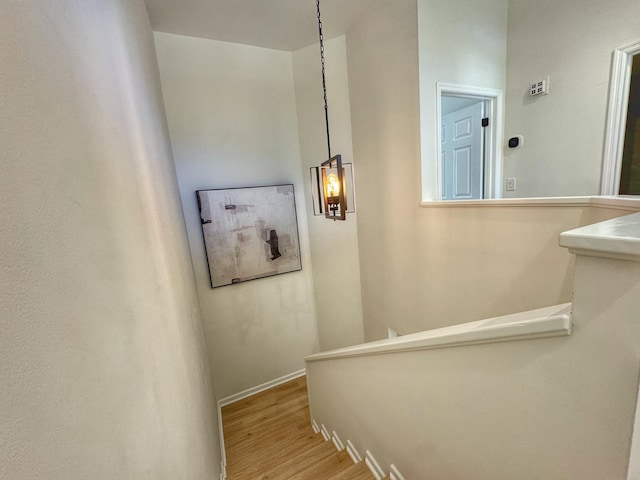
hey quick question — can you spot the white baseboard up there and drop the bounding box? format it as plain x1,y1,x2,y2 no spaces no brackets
320,424,331,441
311,419,320,434
331,430,345,451
346,440,362,464
218,369,306,407
365,450,386,480
217,406,227,480
390,464,407,480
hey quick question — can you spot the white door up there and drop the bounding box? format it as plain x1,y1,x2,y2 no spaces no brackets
441,102,485,200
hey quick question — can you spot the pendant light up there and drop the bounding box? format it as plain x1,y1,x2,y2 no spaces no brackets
315,0,347,221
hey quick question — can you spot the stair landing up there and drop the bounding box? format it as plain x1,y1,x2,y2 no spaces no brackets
221,376,377,479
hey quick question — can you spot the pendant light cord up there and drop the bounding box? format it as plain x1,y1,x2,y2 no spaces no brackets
316,0,331,159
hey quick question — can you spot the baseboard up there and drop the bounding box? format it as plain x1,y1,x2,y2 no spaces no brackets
218,369,306,407
217,407,227,480
320,424,331,441
346,440,362,463
311,419,320,434
331,430,345,451
365,450,386,480
390,464,407,480
310,421,402,478
218,458,226,480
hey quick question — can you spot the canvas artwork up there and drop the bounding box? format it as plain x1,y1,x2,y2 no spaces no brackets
196,185,302,288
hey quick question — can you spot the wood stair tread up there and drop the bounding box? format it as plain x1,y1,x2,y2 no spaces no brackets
222,377,376,479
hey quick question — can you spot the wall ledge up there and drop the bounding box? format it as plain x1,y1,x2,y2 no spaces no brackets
420,195,640,209
559,212,640,262
590,196,640,211
306,304,572,362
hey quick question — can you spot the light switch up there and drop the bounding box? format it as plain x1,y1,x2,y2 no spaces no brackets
529,77,549,97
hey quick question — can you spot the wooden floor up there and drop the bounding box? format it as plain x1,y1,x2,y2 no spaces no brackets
221,376,375,480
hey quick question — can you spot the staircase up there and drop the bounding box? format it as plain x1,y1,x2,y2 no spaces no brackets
304,212,640,479
221,376,376,479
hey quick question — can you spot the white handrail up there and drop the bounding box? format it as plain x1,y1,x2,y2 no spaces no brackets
306,303,572,362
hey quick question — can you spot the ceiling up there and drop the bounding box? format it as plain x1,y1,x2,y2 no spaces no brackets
144,0,373,52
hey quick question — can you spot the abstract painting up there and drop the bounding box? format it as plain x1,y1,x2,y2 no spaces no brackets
196,185,302,288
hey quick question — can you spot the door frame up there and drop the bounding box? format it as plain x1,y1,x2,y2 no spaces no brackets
441,100,485,200
436,83,504,200
601,39,640,195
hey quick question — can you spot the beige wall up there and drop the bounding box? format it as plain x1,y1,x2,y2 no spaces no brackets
346,0,422,341
504,0,640,197
307,240,640,479
359,198,633,342
0,1,219,478
154,32,320,399
346,0,638,342
292,36,365,351
418,0,508,199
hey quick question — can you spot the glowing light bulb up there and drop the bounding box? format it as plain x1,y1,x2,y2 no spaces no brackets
326,173,340,198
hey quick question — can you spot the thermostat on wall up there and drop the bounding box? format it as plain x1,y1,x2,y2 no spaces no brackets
508,135,524,149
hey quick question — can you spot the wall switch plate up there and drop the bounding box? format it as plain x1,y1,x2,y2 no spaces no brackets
529,76,549,96
506,178,517,191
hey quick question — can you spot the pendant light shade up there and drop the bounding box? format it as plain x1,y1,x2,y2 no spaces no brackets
313,0,352,221
321,155,347,221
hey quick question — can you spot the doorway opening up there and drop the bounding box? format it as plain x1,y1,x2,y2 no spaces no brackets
601,40,640,195
436,83,503,201
619,54,640,194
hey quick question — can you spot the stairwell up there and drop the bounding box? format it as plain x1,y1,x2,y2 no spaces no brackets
305,212,640,479
221,376,378,479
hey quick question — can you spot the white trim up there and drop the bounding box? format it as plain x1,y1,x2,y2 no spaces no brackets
559,212,640,262
217,405,227,479
421,196,591,208
436,83,504,200
331,430,345,451
311,419,320,434
590,196,640,212
217,369,305,407
306,304,572,362
602,40,640,196
390,464,407,480
320,424,331,441
420,195,640,210
346,440,362,464
365,450,386,480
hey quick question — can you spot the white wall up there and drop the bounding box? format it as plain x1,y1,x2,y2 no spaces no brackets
292,36,365,351
154,32,320,399
504,0,640,198
0,1,219,479
419,0,508,200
